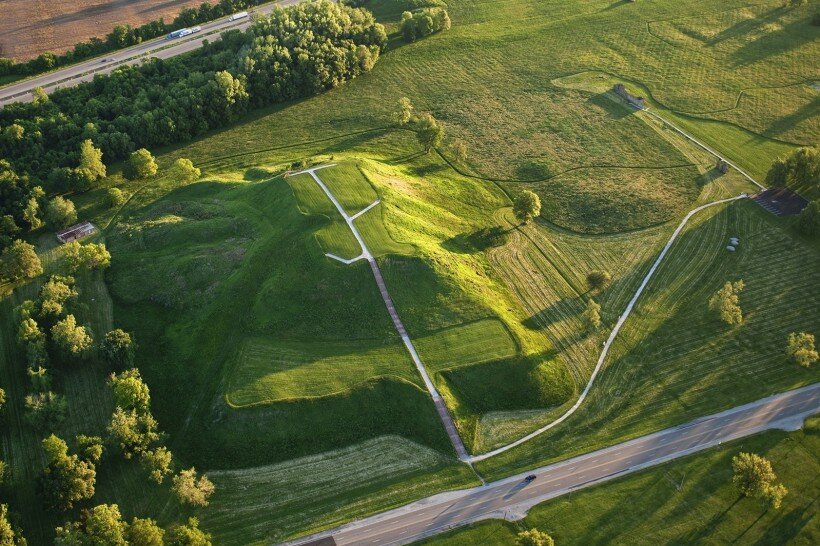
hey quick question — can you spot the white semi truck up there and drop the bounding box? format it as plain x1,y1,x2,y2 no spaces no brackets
229,11,249,21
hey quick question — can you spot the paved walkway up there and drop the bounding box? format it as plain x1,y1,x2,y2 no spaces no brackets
291,165,468,460
470,193,748,462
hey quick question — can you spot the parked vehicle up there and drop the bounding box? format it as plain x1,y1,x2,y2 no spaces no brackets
229,11,249,22
191,26,202,33
524,475,536,482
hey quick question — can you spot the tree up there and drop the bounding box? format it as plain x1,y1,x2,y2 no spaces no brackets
170,158,201,184
795,199,819,237
126,149,158,180
0,504,26,546
45,197,78,229
0,240,43,281
415,113,444,153
732,452,787,509
40,435,96,511
583,298,602,330
451,139,468,163
167,518,211,546
763,482,788,510
51,315,93,360
125,517,165,546
110,369,151,412
37,275,77,320
172,468,215,507
709,280,745,326
76,435,104,464
586,270,612,292
18,317,44,345
54,504,127,546
516,528,554,546
512,190,541,224
106,188,126,208
765,146,819,194
78,139,107,181
32,87,48,105
395,97,413,125
101,329,136,371
107,407,160,459
22,198,43,230
732,452,776,498
141,446,173,484
786,332,817,368
64,242,111,273
24,391,67,431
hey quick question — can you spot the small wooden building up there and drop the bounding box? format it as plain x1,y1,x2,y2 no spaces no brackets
56,221,96,243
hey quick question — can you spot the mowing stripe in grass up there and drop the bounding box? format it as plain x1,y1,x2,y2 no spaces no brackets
469,194,747,463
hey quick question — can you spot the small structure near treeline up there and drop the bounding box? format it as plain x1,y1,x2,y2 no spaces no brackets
56,221,97,244
613,83,646,109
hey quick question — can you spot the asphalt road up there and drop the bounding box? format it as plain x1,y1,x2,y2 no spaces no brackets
0,0,301,107
288,383,820,546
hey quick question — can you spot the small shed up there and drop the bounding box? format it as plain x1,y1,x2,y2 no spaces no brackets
56,221,96,244
612,83,646,108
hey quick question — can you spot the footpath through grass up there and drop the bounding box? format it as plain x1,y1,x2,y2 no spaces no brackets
419,417,820,545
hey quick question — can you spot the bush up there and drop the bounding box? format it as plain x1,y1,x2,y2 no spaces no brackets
45,196,77,228
107,188,126,208
400,8,451,42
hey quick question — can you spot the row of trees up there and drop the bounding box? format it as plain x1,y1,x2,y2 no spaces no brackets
0,0,268,77
0,1,387,235
55,505,210,545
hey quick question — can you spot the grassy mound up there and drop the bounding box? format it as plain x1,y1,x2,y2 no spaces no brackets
226,338,418,406
441,355,573,413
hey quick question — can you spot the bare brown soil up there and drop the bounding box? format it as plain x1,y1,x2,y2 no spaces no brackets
0,0,204,62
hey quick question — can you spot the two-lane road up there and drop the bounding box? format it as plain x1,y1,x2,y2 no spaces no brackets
0,0,302,107
288,383,819,546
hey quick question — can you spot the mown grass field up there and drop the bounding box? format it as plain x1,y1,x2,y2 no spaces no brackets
478,199,820,479
1,0,817,543
419,417,820,545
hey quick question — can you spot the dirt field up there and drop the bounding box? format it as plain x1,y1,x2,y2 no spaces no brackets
0,0,205,62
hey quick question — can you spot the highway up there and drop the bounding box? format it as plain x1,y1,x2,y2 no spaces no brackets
287,383,820,546
0,0,301,107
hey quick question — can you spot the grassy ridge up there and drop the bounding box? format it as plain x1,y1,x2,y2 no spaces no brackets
419,419,820,545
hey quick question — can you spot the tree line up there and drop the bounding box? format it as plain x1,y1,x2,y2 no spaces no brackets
0,0,386,253
0,0,268,78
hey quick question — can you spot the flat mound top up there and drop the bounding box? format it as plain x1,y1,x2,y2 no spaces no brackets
0,0,203,61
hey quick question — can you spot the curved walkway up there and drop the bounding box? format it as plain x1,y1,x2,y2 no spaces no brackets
470,193,747,462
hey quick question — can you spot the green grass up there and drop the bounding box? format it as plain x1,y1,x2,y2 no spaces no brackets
478,200,820,479
415,319,518,373
2,0,818,542
419,420,820,545
203,435,477,545
225,338,418,406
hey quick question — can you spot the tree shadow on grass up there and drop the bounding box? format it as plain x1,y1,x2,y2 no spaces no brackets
751,501,817,545
441,227,510,254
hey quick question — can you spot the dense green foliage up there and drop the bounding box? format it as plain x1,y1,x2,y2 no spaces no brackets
400,7,451,42
0,1,386,237
765,146,819,199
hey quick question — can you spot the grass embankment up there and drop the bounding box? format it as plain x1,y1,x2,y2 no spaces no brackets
419,417,820,545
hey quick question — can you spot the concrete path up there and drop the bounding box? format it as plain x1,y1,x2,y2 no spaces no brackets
469,193,748,462
291,166,469,460
286,383,820,546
